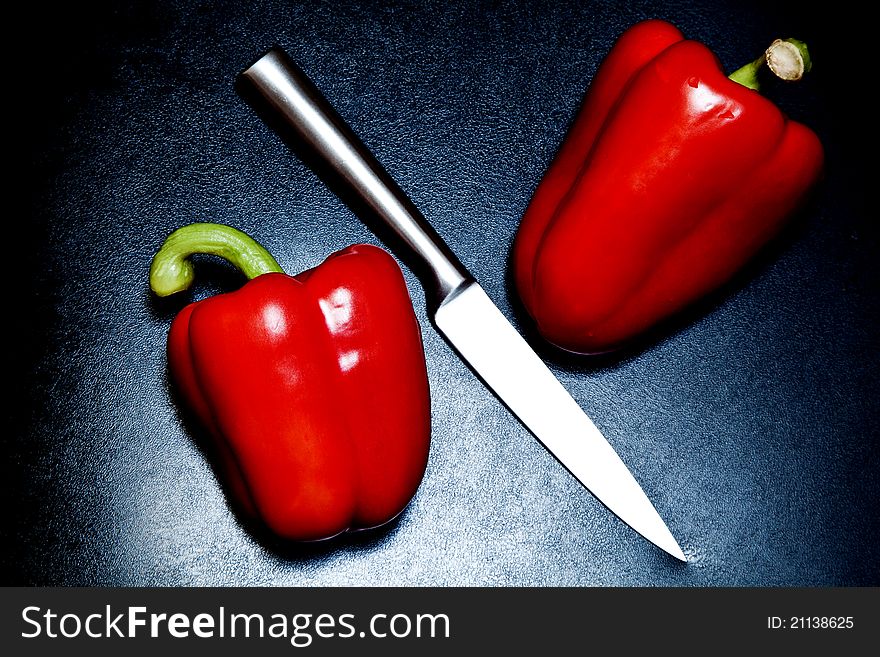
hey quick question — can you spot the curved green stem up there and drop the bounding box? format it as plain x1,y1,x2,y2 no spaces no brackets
149,223,284,297
729,38,812,91
729,54,765,90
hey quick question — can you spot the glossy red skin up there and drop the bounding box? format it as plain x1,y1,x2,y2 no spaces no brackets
513,20,824,354
167,244,430,541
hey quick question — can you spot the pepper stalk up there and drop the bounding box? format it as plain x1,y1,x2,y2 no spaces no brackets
729,38,812,90
150,222,284,297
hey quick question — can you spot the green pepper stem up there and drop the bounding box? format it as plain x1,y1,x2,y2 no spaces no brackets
149,222,284,297
729,38,812,91
728,54,766,90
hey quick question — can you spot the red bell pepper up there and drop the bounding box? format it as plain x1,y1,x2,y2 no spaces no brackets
512,20,824,354
150,223,430,541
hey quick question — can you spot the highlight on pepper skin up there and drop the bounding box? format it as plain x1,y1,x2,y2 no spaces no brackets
512,19,823,355
150,223,432,542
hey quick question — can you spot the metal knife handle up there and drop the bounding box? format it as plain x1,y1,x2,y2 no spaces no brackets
239,48,473,307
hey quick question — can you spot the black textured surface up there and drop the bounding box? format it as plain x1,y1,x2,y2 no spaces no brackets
12,0,877,585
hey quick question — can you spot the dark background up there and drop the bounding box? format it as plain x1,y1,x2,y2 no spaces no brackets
10,0,877,585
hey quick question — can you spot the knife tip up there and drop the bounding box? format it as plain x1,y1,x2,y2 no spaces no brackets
656,532,687,562
668,541,687,563
632,509,688,563
646,521,687,562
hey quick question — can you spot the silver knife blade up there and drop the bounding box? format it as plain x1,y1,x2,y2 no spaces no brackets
239,48,685,561
436,283,685,561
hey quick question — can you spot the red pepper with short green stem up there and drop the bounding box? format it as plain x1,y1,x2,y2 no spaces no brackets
512,20,823,355
150,223,431,541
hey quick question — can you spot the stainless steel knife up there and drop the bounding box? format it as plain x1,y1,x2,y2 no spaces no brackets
238,48,685,561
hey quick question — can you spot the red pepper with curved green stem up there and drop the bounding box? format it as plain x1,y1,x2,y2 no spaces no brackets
150,223,431,542
512,20,824,355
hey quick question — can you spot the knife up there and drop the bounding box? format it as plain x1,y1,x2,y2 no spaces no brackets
238,48,686,561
